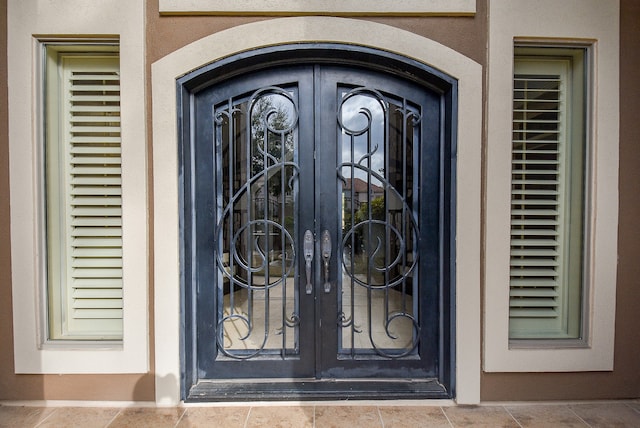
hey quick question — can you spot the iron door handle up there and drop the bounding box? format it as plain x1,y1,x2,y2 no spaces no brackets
321,230,332,293
303,230,314,295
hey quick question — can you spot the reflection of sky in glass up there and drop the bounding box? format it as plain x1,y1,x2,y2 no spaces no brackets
340,93,386,187
256,93,296,131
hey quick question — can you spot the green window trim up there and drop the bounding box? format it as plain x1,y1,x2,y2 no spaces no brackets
45,45,124,341
509,47,587,340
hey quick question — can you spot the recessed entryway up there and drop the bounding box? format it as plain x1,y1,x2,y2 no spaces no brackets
178,46,456,400
152,16,482,405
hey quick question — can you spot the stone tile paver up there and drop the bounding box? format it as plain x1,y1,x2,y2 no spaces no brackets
177,406,250,428
378,406,451,428
37,407,120,428
3,401,640,428
0,406,54,428
314,406,382,428
506,405,588,428
570,403,640,428
106,407,185,428
443,405,519,428
246,406,314,428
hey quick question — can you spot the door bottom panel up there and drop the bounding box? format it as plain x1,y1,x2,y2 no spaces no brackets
186,379,450,402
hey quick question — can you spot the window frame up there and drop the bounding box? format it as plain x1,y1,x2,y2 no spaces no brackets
484,0,619,373
44,45,124,341
509,46,588,342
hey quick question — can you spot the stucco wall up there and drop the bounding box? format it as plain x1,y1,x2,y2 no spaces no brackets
146,5,486,66
0,0,637,402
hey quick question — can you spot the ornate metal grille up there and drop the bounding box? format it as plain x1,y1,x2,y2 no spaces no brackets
337,87,421,358
214,86,300,359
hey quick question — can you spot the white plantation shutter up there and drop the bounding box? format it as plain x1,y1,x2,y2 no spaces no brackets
47,54,123,340
509,56,584,339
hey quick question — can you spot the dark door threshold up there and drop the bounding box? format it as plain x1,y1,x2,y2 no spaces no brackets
186,379,450,402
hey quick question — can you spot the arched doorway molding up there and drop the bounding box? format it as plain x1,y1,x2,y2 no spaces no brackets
152,16,481,405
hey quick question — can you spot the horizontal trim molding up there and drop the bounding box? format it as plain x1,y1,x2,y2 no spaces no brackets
159,0,476,16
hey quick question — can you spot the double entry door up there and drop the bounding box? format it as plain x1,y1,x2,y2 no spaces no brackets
186,63,449,396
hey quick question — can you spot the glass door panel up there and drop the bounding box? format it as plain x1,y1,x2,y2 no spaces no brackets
337,88,420,357
215,87,300,358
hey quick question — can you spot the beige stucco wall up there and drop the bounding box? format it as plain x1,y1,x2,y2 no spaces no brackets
0,0,638,402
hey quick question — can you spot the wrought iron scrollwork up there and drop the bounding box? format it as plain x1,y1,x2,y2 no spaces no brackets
337,86,422,358
214,86,300,359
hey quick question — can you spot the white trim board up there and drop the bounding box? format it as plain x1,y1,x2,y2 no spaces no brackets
159,0,476,16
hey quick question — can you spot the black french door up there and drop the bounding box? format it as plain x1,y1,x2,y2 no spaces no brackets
181,57,453,400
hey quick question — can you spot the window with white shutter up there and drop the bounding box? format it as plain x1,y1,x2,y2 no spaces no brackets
509,48,586,340
45,49,123,340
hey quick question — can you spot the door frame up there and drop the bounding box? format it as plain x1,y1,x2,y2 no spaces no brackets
152,16,482,405
178,45,456,401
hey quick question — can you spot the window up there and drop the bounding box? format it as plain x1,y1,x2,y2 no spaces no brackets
484,0,619,373
509,47,586,340
9,0,147,374
45,45,123,340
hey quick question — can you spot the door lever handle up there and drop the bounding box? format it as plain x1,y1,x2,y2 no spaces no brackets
303,230,314,295
321,230,332,293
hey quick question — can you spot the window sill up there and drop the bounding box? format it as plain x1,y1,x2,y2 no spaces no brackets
39,341,124,351
508,339,589,350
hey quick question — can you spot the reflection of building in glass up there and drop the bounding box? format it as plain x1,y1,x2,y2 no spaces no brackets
342,178,383,211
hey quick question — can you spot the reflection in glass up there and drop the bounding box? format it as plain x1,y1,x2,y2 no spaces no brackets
214,87,300,359
338,88,421,358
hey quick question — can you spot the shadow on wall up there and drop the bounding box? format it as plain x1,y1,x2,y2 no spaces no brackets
136,373,179,405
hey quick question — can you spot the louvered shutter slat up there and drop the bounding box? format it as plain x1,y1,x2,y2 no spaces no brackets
71,218,121,228
71,105,120,113
71,115,121,122
72,237,122,247
71,136,121,143
511,230,558,236
73,247,122,256
71,196,122,205
509,309,558,318
510,288,559,297
72,227,122,237
71,187,121,196
510,278,558,287
72,277,122,288
72,268,123,278
71,157,122,165
511,249,559,257
70,95,120,102
74,288,122,299
71,147,121,156
511,257,558,267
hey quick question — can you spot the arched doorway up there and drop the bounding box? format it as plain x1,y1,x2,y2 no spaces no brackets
178,45,456,400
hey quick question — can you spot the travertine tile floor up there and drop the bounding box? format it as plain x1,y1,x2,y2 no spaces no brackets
1,400,639,427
